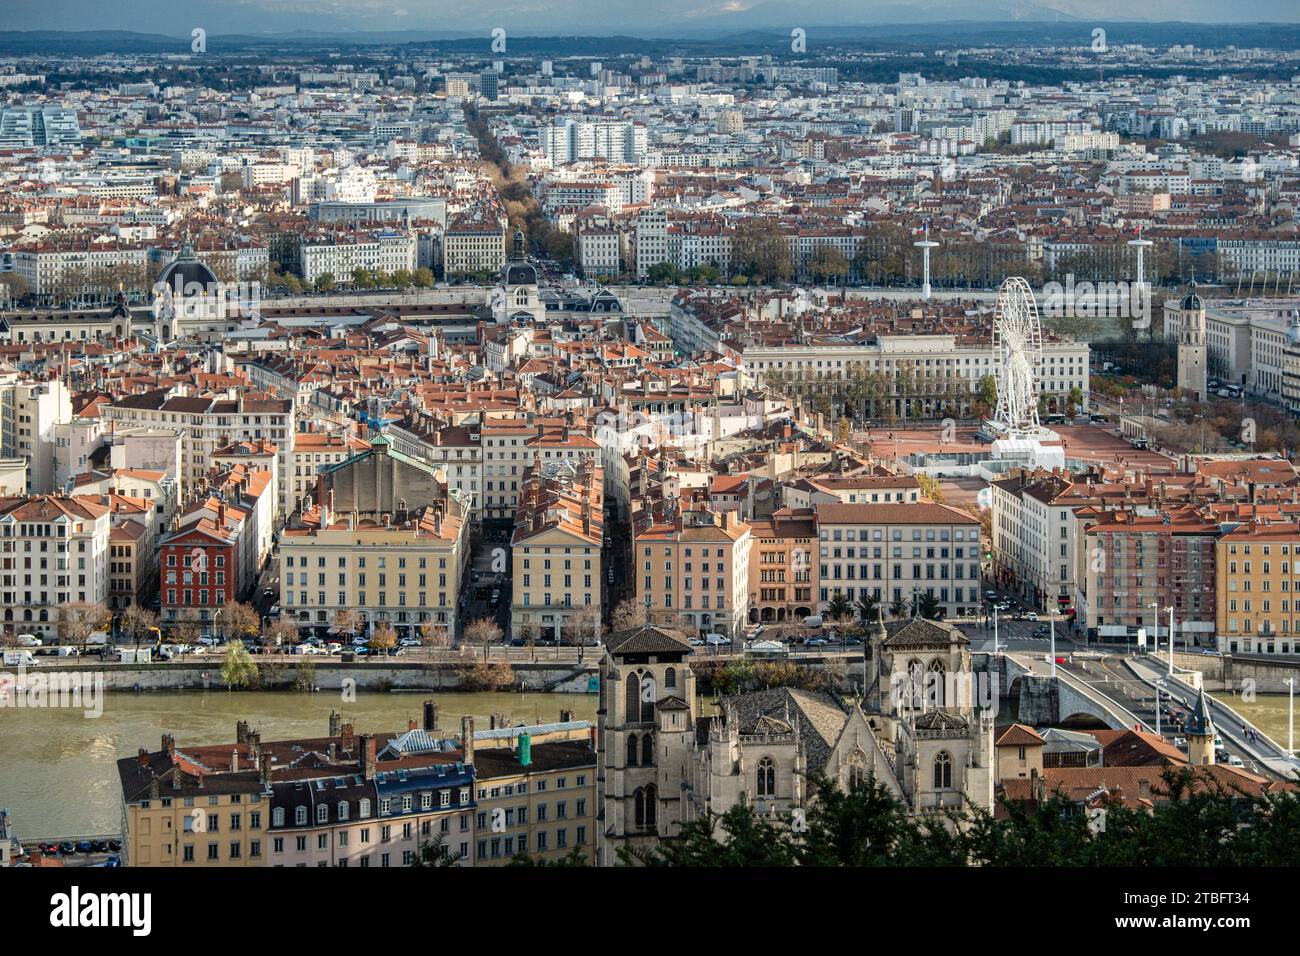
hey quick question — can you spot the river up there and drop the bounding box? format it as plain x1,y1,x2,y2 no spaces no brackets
0,688,597,839
1209,692,1298,751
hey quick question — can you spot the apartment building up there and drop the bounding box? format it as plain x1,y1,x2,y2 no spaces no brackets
0,377,72,494
1215,518,1300,655
633,502,752,639
443,218,506,277
1078,508,1219,646
0,494,111,639
299,231,417,284
280,496,469,641
472,729,597,865
102,391,294,512
511,460,604,643
747,507,818,625
482,418,600,522
813,501,982,619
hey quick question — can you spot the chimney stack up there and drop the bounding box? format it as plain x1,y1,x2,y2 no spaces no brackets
423,699,438,732
231,749,239,773
247,731,261,761
461,716,475,766
137,747,149,768
162,733,175,757
259,753,272,792
329,710,342,737
360,734,377,780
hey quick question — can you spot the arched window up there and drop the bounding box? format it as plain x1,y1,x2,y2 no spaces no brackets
644,785,657,828
933,751,953,790
756,757,775,797
358,798,371,818
664,666,677,690
927,659,946,708
337,801,349,822
905,658,923,709
634,787,645,828
626,733,639,767
295,806,307,826
272,807,284,827
625,672,638,721
641,733,654,766
316,804,328,824
639,675,656,723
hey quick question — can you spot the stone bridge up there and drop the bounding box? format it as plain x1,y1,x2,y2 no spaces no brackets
988,654,1132,730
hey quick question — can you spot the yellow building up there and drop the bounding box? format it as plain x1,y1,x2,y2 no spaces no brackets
511,460,603,643
117,733,269,867
1215,519,1300,655
633,502,752,639
471,730,597,865
280,496,470,641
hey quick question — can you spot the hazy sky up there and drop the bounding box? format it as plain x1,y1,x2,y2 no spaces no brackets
5,0,1299,35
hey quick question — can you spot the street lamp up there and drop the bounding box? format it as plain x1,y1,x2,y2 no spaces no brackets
1288,677,1296,757
1155,678,1167,737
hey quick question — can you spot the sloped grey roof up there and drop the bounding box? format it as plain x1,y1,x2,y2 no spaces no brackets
719,687,849,776
883,618,968,649
606,625,692,656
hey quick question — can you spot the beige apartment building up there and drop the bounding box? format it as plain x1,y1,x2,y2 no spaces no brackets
472,729,597,865
280,496,470,640
813,502,982,619
633,502,752,639
511,460,603,643
118,733,270,867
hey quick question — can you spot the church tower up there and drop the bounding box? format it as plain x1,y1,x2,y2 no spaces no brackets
596,626,697,866
1187,686,1216,766
493,229,545,324
1176,284,1208,402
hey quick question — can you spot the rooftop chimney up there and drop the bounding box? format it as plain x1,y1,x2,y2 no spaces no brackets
360,734,377,780
461,716,475,767
259,753,272,793
423,699,438,732
329,710,342,737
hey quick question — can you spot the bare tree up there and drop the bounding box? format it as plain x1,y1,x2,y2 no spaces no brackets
420,621,452,663
265,617,300,653
220,601,261,644
370,621,398,656
331,609,362,643
59,601,111,652
120,605,160,649
563,604,603,647
610,597,649,633
464,617,503,663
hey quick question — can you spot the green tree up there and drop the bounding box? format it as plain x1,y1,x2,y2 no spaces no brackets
315,272,336,292
220,639,259,689
730,218,792,284
825,590,852,623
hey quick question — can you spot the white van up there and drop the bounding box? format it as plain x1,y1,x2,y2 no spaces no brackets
2,649,37,667
704,633,731,647
85,631,109,646
16,634,41,648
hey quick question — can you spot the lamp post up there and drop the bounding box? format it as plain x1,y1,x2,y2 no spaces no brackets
1049,612,1057,679
1147,602,1159,658
1167,605,1175,676
1288,677,1296,757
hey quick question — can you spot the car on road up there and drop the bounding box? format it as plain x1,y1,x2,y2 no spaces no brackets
1026,612,1039,621
490,589,501,605
1173,736,1188,748
1227,755,1245,768
985,590,998,600
399,637,420,647
262,588,275,600
687,637,705,646
805,637,830,647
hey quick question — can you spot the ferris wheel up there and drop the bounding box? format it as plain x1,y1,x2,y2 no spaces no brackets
991,276,1043,436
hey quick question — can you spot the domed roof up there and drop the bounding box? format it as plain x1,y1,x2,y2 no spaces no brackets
502,261,538,286
157,243,217,292
501,229,537,286
1180,282,1203,313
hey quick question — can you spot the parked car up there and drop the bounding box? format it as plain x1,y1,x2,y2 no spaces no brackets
805,637,830,647
1227,755,1245,768
58,842,75,855
399,637,420,648
76,840,94,854
1026,612,1039,621
108,839,122,853
1173,736,1188,748
91,839,109,853
687,637,705,646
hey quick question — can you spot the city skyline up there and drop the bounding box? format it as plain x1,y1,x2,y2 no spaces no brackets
4,0,1300,37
